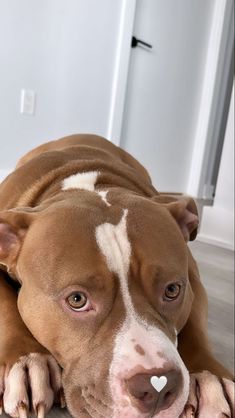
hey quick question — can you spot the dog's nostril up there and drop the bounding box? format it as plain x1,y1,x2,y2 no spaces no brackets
125,373,158,412
140,392,154,402
162,391,173,407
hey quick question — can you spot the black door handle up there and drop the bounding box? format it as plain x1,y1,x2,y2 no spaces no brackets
131,36,153,49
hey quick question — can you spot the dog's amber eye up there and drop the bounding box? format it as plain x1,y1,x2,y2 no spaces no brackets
67,292,88,310
164,283,181,300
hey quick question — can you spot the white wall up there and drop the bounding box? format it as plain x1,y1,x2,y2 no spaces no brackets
0,0,123,174
198,82,234,250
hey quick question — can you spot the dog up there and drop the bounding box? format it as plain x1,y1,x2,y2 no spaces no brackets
0,134,234,418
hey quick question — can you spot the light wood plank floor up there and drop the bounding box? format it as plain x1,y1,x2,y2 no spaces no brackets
2,241,234,417
189,241,234,373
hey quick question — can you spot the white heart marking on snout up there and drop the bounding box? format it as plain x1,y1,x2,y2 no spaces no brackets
150,376,167,393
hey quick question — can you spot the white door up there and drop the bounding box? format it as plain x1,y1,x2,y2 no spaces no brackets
119,0,233,196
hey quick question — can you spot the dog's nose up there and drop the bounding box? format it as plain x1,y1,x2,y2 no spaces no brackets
125,369,182,413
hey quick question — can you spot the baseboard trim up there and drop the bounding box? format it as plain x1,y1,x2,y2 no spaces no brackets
197,233,234,251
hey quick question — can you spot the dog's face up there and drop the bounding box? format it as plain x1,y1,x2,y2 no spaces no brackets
0,191,198,417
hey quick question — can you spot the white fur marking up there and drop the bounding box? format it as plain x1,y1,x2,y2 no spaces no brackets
96,209,135,315
98,190,111,207
110,318,190,418
62,171,99,191
62,171,111,206
174,327,178,347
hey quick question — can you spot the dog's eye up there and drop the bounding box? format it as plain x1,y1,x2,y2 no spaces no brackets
67,292,88,311
164,283,181,300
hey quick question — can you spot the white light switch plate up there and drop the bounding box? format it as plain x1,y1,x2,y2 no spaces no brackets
20,89,36,115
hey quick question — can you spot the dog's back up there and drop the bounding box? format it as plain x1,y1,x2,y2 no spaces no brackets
0,134,156,211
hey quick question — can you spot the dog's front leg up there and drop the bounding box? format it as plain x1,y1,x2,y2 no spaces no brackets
178,308,234,416
178,257,234,417
0,274,63,418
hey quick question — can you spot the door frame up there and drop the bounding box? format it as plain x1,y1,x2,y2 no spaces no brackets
186,0,234,198
107,0,136,145
108,0,234,198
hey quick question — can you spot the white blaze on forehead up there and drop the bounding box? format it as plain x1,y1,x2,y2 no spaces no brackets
62,171,99,191
62,170,111,206
96,209,130,276
96,209,135,315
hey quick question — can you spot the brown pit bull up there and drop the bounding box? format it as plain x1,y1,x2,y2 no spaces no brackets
0,134,234,418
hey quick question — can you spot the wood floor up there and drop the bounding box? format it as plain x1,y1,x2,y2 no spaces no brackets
189,241,234,373
2,241,234,417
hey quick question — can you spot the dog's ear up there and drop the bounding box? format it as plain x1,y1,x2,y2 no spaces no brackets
0,208,35,273
153,195,199,241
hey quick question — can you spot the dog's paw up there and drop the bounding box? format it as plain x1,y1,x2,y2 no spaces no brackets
180,370,234,417
0,353,64,418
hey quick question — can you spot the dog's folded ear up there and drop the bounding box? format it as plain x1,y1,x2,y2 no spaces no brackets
0,207,36,274
153,195,199,241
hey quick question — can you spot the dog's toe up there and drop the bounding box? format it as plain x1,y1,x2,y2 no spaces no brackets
180,405,195,417
222,377,235,408
182,371,234,418
3,353,62,418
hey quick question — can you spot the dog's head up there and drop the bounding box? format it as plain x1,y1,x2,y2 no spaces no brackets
0,189,198,417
